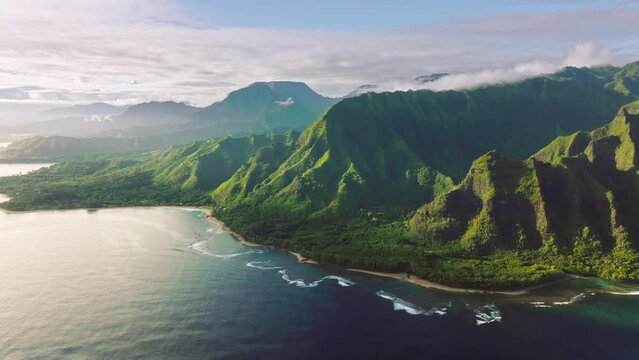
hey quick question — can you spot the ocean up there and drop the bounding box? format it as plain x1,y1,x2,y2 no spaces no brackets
0,206,638,359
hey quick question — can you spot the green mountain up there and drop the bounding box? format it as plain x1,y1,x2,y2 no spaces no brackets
606,62,639,96
0,101,195,140
0,82,336,160
38,102,127,120
411,103,639,283
192,81,337,131
213,64,639,223
0,136,147,160
0,133,296,210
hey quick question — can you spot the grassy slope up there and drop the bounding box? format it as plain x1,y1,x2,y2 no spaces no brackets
0,133,296,211
411,104,639,285
215,65,639,219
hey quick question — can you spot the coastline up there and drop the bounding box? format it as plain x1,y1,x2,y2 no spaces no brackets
0,202,624,296
345,268,577,296
200,208,570,295
344,268,525,295
200,207,319,265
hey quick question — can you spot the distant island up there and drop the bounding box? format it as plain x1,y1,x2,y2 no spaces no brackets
3,61,639,290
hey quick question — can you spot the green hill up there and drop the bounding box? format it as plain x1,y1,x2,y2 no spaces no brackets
0,82,335,160
411,103,639,283
0,133,296,210
213,63,639,228
0,136,151,160
193,81,337,130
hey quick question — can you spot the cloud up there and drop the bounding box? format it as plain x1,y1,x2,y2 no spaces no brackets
0,1,636,108
366,42,619,93
83,114,114,123
274,97,295,106
562,42,614,67
416,59,557,91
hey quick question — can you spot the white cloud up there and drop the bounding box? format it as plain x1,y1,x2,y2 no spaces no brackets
370,43,619,93
83,114,113,123
0,1,636,109
562,42,615,67
275,97,295,106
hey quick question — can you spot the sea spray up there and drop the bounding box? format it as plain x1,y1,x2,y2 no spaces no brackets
278,269,355,288
246,261,282,270
472,303,502,326
188,240,259,258
376,291,450,316
552,292,591,306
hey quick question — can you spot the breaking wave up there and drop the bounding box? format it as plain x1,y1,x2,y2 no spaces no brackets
530,301,552,308
246,261,282,270
205,227,224,234
530,292,597,308
188,240,259,258
278,269,355,288
607,290,639,296
376,291,450,316
473,303,502,326
552,292,591,306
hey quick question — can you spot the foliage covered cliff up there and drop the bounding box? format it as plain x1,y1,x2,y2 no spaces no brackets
411,104,639,282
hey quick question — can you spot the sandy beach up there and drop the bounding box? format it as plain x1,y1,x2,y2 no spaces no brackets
345,268,531,295
202,208,319,264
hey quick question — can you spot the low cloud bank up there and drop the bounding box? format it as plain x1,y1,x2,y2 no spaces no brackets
374,42,618,94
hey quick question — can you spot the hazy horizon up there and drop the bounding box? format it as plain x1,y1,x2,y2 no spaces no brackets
0,0,637,116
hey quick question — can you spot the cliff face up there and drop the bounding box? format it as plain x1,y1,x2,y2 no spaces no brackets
411,106,639,281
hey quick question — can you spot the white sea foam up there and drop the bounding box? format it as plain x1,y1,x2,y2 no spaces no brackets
205,226,224,234
188,240,211,255
188,240,257,258
530,301,552,308
607,290,639,296
246,261,282,270
278,269,355,288
473,303,502,326
552,292,588,306
376,291,450,316
529,292,597,308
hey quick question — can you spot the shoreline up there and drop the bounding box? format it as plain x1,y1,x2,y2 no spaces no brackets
199,208,572,295
345,268,577,295
0,202,632,296
200,207,319,265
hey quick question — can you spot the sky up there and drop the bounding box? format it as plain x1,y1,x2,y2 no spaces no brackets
0,0,638,111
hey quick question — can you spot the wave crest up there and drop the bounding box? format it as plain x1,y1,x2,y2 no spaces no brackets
246,261,282,270
473,303,502,326
188,240,258,258
376,291,450,316
278,269,355,288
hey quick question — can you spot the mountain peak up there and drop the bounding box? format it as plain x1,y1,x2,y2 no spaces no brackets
415,73,449,83
193,81,337,128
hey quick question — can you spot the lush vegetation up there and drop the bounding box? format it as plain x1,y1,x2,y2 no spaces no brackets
0,133,296,211
3,63,639,290
411,105,639,284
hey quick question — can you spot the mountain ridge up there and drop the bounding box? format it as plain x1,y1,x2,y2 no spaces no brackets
411,103,639,282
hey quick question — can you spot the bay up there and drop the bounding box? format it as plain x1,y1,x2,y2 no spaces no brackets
0,206,638,359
